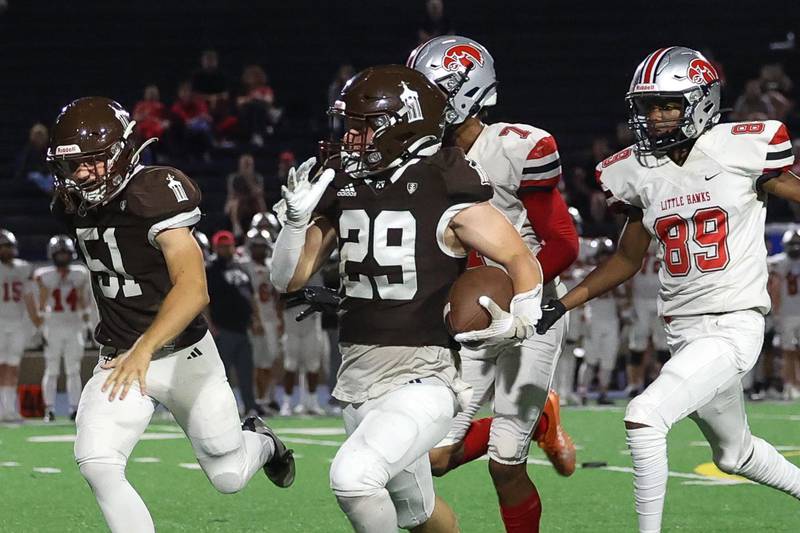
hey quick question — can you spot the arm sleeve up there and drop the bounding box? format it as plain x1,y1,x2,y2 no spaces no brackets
520,187,579,283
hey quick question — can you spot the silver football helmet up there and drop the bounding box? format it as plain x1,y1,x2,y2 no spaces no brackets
407,35,497,126
0,229,18,259
589,237,615,264
627,46,721,154
246,228,274,260
782,228,800,259
47,234,77,265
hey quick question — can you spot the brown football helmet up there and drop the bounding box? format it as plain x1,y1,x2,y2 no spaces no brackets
46,96,153,213
320,65,447,177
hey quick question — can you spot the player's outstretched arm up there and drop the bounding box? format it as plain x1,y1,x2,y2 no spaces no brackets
102,227,209,401
270,157,336,292
761,170,800,203
450,201,541,293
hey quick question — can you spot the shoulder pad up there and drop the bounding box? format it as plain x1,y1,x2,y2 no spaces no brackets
492,123,563,191
428,147,494,204
700,121,794,177
595,146,644,211
124,166,202,219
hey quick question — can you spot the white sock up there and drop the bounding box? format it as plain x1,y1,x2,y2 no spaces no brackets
0,386,6,418
66,370,83,409
626,425,668,533
2,386,17,418
336,491,398,533
737,436,800,498
80,462,155,533
42,373,58,410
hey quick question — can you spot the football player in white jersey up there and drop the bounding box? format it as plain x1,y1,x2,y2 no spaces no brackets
241,228,284,410
769,229,800,399
0,229,40,421
626,240,668,396
409,36,578,531
35,235,92,421
537,47,800,532
281,271,326,416
579,238,622,405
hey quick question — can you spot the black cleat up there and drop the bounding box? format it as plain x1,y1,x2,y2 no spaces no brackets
242,416,295,488
43,411,56,423
69,411,78,422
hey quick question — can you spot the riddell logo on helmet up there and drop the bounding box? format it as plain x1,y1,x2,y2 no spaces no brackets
687,59,718,85
442,44,484,71
55,144,81,155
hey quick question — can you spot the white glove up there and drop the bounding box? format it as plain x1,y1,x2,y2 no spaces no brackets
454,285,543,347
274,157,335,228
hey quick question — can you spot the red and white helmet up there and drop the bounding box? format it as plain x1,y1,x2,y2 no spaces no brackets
626,46,721,154
407,35,497,126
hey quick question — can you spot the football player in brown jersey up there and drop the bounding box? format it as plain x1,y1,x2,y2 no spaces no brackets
271,65,544,532
47,97,295,533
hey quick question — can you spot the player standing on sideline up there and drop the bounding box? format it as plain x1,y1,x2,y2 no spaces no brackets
271,65,544,533
626,240,667,396
47,97,295,533
769,229,800,399
408,35,578,532
35,235,92,421
536,47,800,532
0,229,40,422
241,228,284,411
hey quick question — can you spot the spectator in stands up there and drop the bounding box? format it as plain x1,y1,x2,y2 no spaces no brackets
733,79,775,121
206,230,262,416
132,85,169,163
225,153,267,238
236,65,281,147
170,81,213,158
14,123,51,193
191,49,229,109
759,63,794,121
416,0,454,44
328,64,355,139
264,150,295,207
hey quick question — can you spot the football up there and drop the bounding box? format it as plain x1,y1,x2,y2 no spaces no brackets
445,266,514,335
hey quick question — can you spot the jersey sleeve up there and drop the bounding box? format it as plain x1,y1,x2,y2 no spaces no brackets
126,167,203,248
595,147,644,212
433,147,494,204
718,121,795,188
500,128,563,193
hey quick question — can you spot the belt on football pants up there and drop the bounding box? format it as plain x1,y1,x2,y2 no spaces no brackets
99,344,178,361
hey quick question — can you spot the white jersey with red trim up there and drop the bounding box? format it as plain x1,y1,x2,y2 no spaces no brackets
597,120,793,317
241,259,281,324
466,121,562,255
35,264,91,328
769,253,800,318
0,259,33,325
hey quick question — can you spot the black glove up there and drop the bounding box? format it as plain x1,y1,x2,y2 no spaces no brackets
281,286,341,322
535,299,567,335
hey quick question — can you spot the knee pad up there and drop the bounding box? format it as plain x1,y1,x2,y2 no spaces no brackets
330,448,388,497
624,395,670,434
714,436,754,475
209,471,246,494
628,350,644,366
488,416,534,465
79,461,124,489
396,502,432,530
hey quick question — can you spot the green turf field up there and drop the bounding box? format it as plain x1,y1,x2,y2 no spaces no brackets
1,402,798,532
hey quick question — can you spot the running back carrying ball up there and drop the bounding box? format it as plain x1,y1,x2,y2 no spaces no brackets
445,266,514,335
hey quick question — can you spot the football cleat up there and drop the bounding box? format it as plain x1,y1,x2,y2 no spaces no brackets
43,411,56,423
242,416,296,488
536,390,576,477
69,410,78,422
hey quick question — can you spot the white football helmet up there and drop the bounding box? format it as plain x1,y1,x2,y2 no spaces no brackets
627,46,721,154
407,35,497,126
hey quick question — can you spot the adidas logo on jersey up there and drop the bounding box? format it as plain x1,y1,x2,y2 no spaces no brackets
187,347,203,360
337,183,357,197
